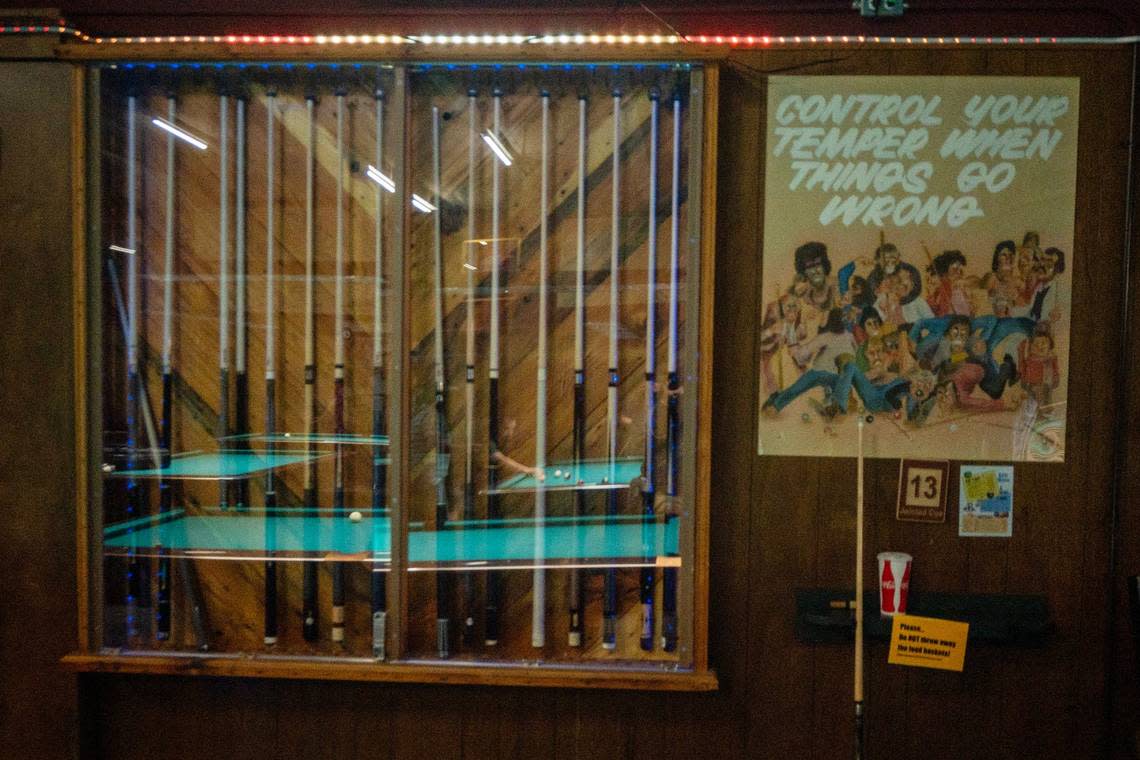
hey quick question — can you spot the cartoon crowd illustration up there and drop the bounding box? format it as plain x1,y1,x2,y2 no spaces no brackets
760,232,1067,429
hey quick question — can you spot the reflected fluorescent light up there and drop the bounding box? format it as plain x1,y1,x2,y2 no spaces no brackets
151,117,208,150
481,129,513,166
411,194,436,213
366,164,396,192
109,244,135,254
463,262,477,271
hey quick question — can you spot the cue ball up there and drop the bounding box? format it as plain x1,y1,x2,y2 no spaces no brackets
349,511,363,523
554,469,563,478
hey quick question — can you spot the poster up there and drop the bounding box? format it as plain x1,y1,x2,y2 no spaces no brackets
757,76,1078,461
958,464,1014,537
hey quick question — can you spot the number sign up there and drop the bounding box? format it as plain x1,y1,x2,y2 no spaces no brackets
896,459,950,523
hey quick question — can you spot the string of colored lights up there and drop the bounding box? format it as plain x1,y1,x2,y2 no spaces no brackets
2,22,1138,46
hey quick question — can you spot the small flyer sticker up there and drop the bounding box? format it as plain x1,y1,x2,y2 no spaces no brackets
896,459,950,523
888,614,969,672
959,464,1013,537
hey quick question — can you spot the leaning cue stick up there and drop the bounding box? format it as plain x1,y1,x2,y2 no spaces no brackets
156,93,178,641
462,87,478,648
218,93,231,513
661,91,682,652
639,91,659,652
235,96,250,512
532,91,550,649
371,88,389,660
485,87,504,647
109,256,209,649
124,92,144,641
264,89,279,646
602,87,622,651
567,92,587,648
431,106,453,659
331,89,348,646
301,94,319,643
855,414,866,760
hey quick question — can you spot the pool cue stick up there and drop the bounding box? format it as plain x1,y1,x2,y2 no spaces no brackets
371,88,388,660
264,89,279,646
235,96,250,512
218,94,231,513
661,92,682,653
331,89,348,646
485,87,503,647
108,257,210,650
532,91,550,649
602,87,622,651
854,414,866,760
431,106,453,659
156,93,178,641
639,91,659,652
124,92,144,641
301,94,319,643
461,87,478,648
567,93,587,648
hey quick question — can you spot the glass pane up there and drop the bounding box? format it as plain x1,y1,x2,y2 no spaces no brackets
405,63,697,666
97,64,398,657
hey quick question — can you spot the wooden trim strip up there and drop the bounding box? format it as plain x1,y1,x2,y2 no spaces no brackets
61,652,718,691
71,62,90,652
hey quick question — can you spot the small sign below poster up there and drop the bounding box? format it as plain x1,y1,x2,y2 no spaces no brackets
959,464,1013,537
888,614,969,672
896,459,949,523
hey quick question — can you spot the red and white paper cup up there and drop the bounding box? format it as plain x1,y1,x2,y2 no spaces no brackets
877,552,912,617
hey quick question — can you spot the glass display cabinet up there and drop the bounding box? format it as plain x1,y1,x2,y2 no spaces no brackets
68,51,717,690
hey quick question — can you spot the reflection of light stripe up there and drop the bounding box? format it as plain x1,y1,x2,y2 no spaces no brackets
109,244,136,254
411,193,436,213
366,164,396,192
481,129,513,166
410,561,668,572
151,117,208,150
463,262,477,271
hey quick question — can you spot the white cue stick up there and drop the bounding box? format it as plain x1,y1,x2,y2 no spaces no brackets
218,94,231,511
532,91,550,649
235,96,249,512
568,93,587,648
602,88,622,651
662,92,682,652
263,89,279,646
640,91,659,652
371,89,388,660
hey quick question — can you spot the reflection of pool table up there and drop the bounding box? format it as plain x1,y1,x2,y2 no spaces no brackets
487,457,645,495
103,510,680,570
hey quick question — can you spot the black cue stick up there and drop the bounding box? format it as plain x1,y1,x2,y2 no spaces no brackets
301,93,319,643
485,87,504,647
462,87,478,648
639,90,659,652
602,87,622,651
218,92,231,515
431,106,453,659
331,88,348,646
234,95,250,513
568,92,588,648
661,91,682,652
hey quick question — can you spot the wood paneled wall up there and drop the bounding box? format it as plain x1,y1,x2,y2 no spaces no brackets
1,43,1139,760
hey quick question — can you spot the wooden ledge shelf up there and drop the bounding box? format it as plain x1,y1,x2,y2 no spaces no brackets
795,589,1052,646
62,652,719,692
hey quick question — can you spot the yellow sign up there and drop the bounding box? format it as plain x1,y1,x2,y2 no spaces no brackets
888,614,969,672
